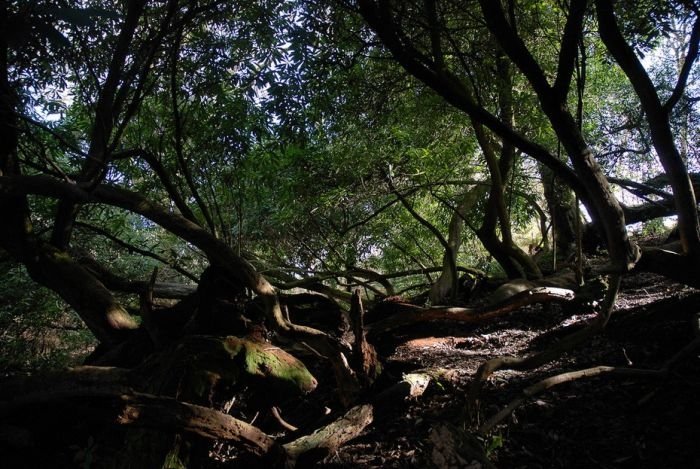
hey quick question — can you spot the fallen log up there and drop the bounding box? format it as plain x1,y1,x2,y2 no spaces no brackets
367,287,574,335
283,404,374,465
0,387,283,460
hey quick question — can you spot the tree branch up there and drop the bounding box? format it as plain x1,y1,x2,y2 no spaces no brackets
664,15,700,113
553,0,588,101
75,221,198,282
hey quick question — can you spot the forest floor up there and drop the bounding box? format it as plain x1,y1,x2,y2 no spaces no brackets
4,250,700,468
314,270,700,468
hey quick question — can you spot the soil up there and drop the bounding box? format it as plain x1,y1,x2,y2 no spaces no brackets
4,267,699,468
313,271,700,468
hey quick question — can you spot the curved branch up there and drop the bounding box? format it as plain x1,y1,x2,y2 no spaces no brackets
664,14,700,113
51,0,148,249
608,176,673,200
169,27,217,234
596,0,700,255
553,0,588,101
78,256,196,299
357,0,584,195
0,175,363,403
75,221,198,281
112,148,199,224
367,287,574,335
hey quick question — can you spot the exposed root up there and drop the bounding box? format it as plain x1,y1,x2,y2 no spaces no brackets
368,286,574,336
283,404,374,466
468,275,621,410
478,365,663,434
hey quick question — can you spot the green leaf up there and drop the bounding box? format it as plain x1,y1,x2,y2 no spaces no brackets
45,6,120,26
35,23,70,48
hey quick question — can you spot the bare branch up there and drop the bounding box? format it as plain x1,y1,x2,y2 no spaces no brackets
664,15,700,113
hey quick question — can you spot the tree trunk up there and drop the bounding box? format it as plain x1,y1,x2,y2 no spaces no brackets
429,185,485,304
596,0,700,257
540,163,579,257
473,0,640,274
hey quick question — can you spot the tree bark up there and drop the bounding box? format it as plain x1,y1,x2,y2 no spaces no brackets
540,163,578,255
596,0,700,257
368,286,573,336
477,0,640,273
0,175,363,404
430,185,485,304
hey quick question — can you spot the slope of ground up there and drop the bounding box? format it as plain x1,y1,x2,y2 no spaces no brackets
318,272,700,468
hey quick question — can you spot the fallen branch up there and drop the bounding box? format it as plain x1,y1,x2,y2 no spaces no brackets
368,287,574,335
283,404,374,465
468,276,622,409
478,365,663,434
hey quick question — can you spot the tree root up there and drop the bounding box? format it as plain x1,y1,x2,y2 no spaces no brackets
478,365,663,434
468,275,621,413
368,286,574,336
478,280,700,434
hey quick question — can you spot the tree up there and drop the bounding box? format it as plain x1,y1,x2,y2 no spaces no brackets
2,0,700,465
0,1,374,465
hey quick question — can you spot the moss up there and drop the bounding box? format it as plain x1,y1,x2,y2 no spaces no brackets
40,244,72,263
223,337,317,394
247,342,318,392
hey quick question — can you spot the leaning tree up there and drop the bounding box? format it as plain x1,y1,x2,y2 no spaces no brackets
356,0,700,281
1,0,700,466
352,0,700,407
0,1,382,466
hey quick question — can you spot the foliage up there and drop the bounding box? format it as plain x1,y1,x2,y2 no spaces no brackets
0,263,94,372
1,0,699,368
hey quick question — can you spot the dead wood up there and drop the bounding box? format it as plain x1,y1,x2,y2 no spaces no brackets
349,290,382,387
368,286,574,335
283,404,374,465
